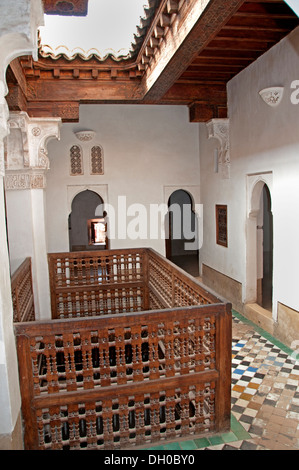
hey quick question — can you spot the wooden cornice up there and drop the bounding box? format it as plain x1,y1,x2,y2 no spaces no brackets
5,0,299,122
140,0,247,101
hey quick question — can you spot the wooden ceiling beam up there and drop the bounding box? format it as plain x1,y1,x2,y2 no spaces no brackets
189,102,227,122
216,29,290,41
161,82,227,104
226,15,298,28
237,1,297,17
27,100,80,122
198,48,261,59
25,77,144,103
207,38,271,51
192,56,255,66
142,0,247,101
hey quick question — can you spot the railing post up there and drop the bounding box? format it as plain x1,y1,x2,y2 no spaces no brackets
215,302,232,432
143,248,150,310
15,329,39,449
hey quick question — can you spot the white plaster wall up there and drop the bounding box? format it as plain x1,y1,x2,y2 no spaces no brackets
0,179,21,435
45,105,200,256
6,189,34,273
199,26,299,316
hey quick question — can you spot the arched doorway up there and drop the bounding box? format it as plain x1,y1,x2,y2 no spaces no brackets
246,178,273,311
68,190,105,252
165,189,199,276
259,185,273,310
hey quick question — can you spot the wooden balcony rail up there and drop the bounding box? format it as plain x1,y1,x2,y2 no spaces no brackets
48,249,147,319
48,248,220,319
15,248,232,450
11,257,35,322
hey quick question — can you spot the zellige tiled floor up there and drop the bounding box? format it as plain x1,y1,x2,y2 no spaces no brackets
146,310,299,451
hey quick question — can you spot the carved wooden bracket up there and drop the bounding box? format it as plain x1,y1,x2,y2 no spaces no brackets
206,118,230,180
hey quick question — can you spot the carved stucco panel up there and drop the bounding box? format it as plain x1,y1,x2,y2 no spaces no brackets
206,118,230,180
5,171,46,190
4,112,61,188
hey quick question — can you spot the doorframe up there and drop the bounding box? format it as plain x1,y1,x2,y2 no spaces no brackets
163,185,200,259
245,172,273,313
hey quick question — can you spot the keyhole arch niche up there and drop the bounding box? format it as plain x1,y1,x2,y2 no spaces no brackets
68,187,107,252
245,173,273,313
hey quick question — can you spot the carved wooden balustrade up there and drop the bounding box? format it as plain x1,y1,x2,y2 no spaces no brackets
48,249,147,319
15,248,232,450
11,257,35,322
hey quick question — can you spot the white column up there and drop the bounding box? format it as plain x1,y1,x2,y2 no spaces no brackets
5,113,61,320
0,0,44,446
0,83,21,439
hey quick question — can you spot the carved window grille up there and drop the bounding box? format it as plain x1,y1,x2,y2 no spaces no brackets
90,145,104,175
70,145,83,175
216,205,228,247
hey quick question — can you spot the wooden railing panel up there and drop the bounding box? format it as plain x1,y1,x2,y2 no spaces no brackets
147,249,220,309
48,249,147,319
16,248,231,450
15,303,231,450
11,258,35,322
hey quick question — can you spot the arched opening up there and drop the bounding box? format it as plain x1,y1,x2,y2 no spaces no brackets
68,190,106,252
246,179,273,312
165,189,199,276
259,185,273,310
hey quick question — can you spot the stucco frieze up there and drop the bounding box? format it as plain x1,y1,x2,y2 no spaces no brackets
5,170,46,190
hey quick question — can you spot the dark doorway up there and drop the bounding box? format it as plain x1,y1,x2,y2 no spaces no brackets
69,190,104,252
165,190,199,277
261,185,273,311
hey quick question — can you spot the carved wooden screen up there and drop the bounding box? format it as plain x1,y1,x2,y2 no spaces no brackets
11,258,35,322
90,145,103,175
147,249,219,310
70,145,83,175
15,301,231,450
216,205,228,247
48,249,147,318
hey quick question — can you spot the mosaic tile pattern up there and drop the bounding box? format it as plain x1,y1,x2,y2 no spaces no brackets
145,311,299,451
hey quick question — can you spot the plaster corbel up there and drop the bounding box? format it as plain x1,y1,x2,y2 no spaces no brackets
206,118,230,179
5,112,61,189
27,117,61,170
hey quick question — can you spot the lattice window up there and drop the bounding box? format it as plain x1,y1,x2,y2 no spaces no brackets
90,145,104,175
70,145,83,175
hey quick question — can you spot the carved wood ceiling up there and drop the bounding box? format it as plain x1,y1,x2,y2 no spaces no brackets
42,0,89,16
6,0,299,122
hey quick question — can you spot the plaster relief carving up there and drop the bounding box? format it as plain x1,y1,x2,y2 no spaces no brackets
259,87,284,107
206,118,230,179
5,172,46,190
75,130,95,142
38,147,50,170
5,111,61,186
6,112,30,170
0,80,9,176
70,144,83,175
27,117,61,170
32,126,41,136
90,145,104,175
